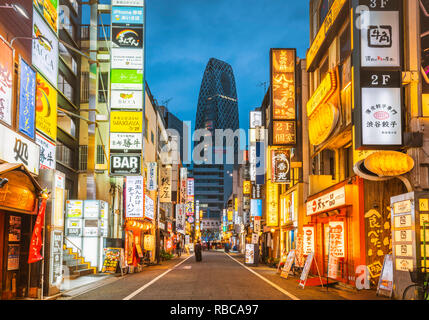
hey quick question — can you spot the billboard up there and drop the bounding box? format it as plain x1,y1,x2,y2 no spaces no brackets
35,73,57,141
125,176,144,218
0,37,13,126
18,58,37,139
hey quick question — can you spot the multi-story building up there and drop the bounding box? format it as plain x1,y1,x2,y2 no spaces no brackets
193,58,239,221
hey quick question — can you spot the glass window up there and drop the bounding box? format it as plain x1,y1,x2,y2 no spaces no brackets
319,0,330,28
340,23,351,63
59,6,76,40
58,72,74,103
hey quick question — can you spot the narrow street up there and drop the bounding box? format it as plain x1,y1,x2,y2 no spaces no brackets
60,252,386,301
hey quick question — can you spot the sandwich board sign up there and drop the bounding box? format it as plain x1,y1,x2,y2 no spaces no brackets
280,250,295,279
299,252,324,289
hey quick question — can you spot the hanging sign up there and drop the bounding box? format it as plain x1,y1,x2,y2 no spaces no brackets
176,204,186,235
147,162,157,191
110,111,143,133
250,111,262,128
111,69,143,90
110,154,141,175
266,181,279,227
159,166,172,202
28,198,47,263
306,186,346,216
125,176,144,218
0,124,40,175
35,132,55,170
32,10,59,87
272,121,296,145
0,37,13,126
112,27,144,49
111,48,144,69
303,226,315,255
111,90,143,110
112,6,144,25
36,73,58,141
18,58,36,139
271,149,291,183
110,132,142,153
144,194,154,220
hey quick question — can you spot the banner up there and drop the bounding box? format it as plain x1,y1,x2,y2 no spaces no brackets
36,73,57,141
144,194,154,220
0,37,13,126
18,58,37,139
28,198,47,263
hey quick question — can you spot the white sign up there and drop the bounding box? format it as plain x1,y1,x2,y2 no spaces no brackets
147,162,157,191
125,176,144,218
111,48,143,69
306,186,346,216
250,111,262,128
0,124,40,175
144,194,154,220
249,145,256,181
303,226,315,255
176,204,186,235
361,87,402,145
111,90,143,110
252,233,259,244
110,132,142,151
32,10,59,87
36,133,56,170
112,0,144,6
84,200,100,218
245,244,255,264
361,11,400,68
187,178,194,196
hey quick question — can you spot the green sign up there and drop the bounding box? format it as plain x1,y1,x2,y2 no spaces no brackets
111,69,143,90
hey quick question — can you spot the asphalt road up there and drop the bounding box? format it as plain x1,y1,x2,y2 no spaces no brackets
68,251,293,300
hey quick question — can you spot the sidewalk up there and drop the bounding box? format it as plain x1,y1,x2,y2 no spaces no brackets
228,253,390,300
49,253,191,300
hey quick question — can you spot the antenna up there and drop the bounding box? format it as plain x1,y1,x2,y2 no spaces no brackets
257,81,268,93
161,98,173,108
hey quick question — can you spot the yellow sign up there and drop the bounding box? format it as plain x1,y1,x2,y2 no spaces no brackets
234,198,238,211
308,102,339,146
143,235,155,251
110,112,143,133
364,151,414,177
243,181,251,195
420,199,429,212
227,210,233,221
266,181,279,227
307,70,337,117
306,0,348,70
36,73,57,141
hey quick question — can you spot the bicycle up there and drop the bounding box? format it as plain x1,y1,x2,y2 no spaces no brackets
402,268,429,300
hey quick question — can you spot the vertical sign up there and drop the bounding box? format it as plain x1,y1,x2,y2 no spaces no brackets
159,166,172,202
270,49,297,146
271,149,291,183
303,226,315,255
36,73,58,141
0,37,13,126
266,181,279,227
125,176,144,218
147,162,157,191
18,58,37,139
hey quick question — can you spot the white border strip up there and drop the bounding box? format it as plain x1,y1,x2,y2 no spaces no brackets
123,255,194,300
225,253,300,300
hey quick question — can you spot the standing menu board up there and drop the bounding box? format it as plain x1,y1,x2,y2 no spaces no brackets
102,247,122,273
280,250,295,279
376,254,394,298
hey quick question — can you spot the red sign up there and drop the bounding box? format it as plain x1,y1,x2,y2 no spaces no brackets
28,198,47,264
167,222,172,233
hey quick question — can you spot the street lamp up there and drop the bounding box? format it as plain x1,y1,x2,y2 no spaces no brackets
10,34,52,48
0,3,30,20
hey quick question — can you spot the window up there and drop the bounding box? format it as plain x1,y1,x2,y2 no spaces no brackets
144,117,149,139
58,72,74,103
57,142,75,168
79,145,88,171
59,6,76,40
340,23,351,63
97,145,105,164
151,131,154,144
98,72,109,103
319,57,329,81
319,0,330,28
345,146,354,179
81,71,89,103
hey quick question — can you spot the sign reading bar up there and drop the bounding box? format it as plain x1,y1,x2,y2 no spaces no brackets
110,154,141,175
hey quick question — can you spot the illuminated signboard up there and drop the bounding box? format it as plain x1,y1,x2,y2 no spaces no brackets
307,70,337,117
270,49,297,147
266,181,279,227
271,149,291,184
110,111,143,133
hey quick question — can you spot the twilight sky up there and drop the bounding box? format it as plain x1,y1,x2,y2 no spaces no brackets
145,0,310,131
83,0,310,131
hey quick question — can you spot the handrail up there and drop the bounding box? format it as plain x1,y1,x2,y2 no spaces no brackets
64,236,83,256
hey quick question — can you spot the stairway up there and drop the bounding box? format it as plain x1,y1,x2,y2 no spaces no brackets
62,245,97,279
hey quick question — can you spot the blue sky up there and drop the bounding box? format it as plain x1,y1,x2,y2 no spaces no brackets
83,0,310,131
145,0,309,131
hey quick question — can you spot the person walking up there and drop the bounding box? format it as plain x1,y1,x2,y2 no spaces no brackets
176,240,182,257
195,240,202,262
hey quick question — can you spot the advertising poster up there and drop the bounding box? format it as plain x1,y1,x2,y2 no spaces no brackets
295,233,305,268
111,69,143,90
18,58,37,139
66,200,83,218
110,132,142,152
125,176,144,218
36,73,57,141
299,252,315,288
110,111,143,133
8,216,21,242
245,244,255,264
33,0,58,33
266,181,279,226
49,230,63,287
0,37,13,126
112,6,144,25
144,235,155,251
112,27,144,49
36,133,56,170
250,199,262,217
377,254,394,296
280,250,295,279
144,194,154,220
84,200,100,218
303,226,315,255
111,90,143,110
102,248,122,273
7,244,20,270
32,10,59,87
329,221,345,258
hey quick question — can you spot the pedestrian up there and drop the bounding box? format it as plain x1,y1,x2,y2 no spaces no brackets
207,241,210,251
176,240,181,257
195,240,202,262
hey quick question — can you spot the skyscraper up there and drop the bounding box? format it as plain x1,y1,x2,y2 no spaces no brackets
193,58,239,220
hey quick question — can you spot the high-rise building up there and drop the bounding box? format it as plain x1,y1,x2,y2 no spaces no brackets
193,58,239,220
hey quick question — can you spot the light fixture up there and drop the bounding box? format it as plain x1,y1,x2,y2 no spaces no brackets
0,3,30,20
10,34,52,49
0,178,8,188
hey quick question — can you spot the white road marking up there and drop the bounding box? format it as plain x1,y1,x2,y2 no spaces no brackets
225,253,300,300
123,255,194,300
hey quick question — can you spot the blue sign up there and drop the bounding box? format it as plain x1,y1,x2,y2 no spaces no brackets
112,7,144,25
250,199,262,217
18,58,36,139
